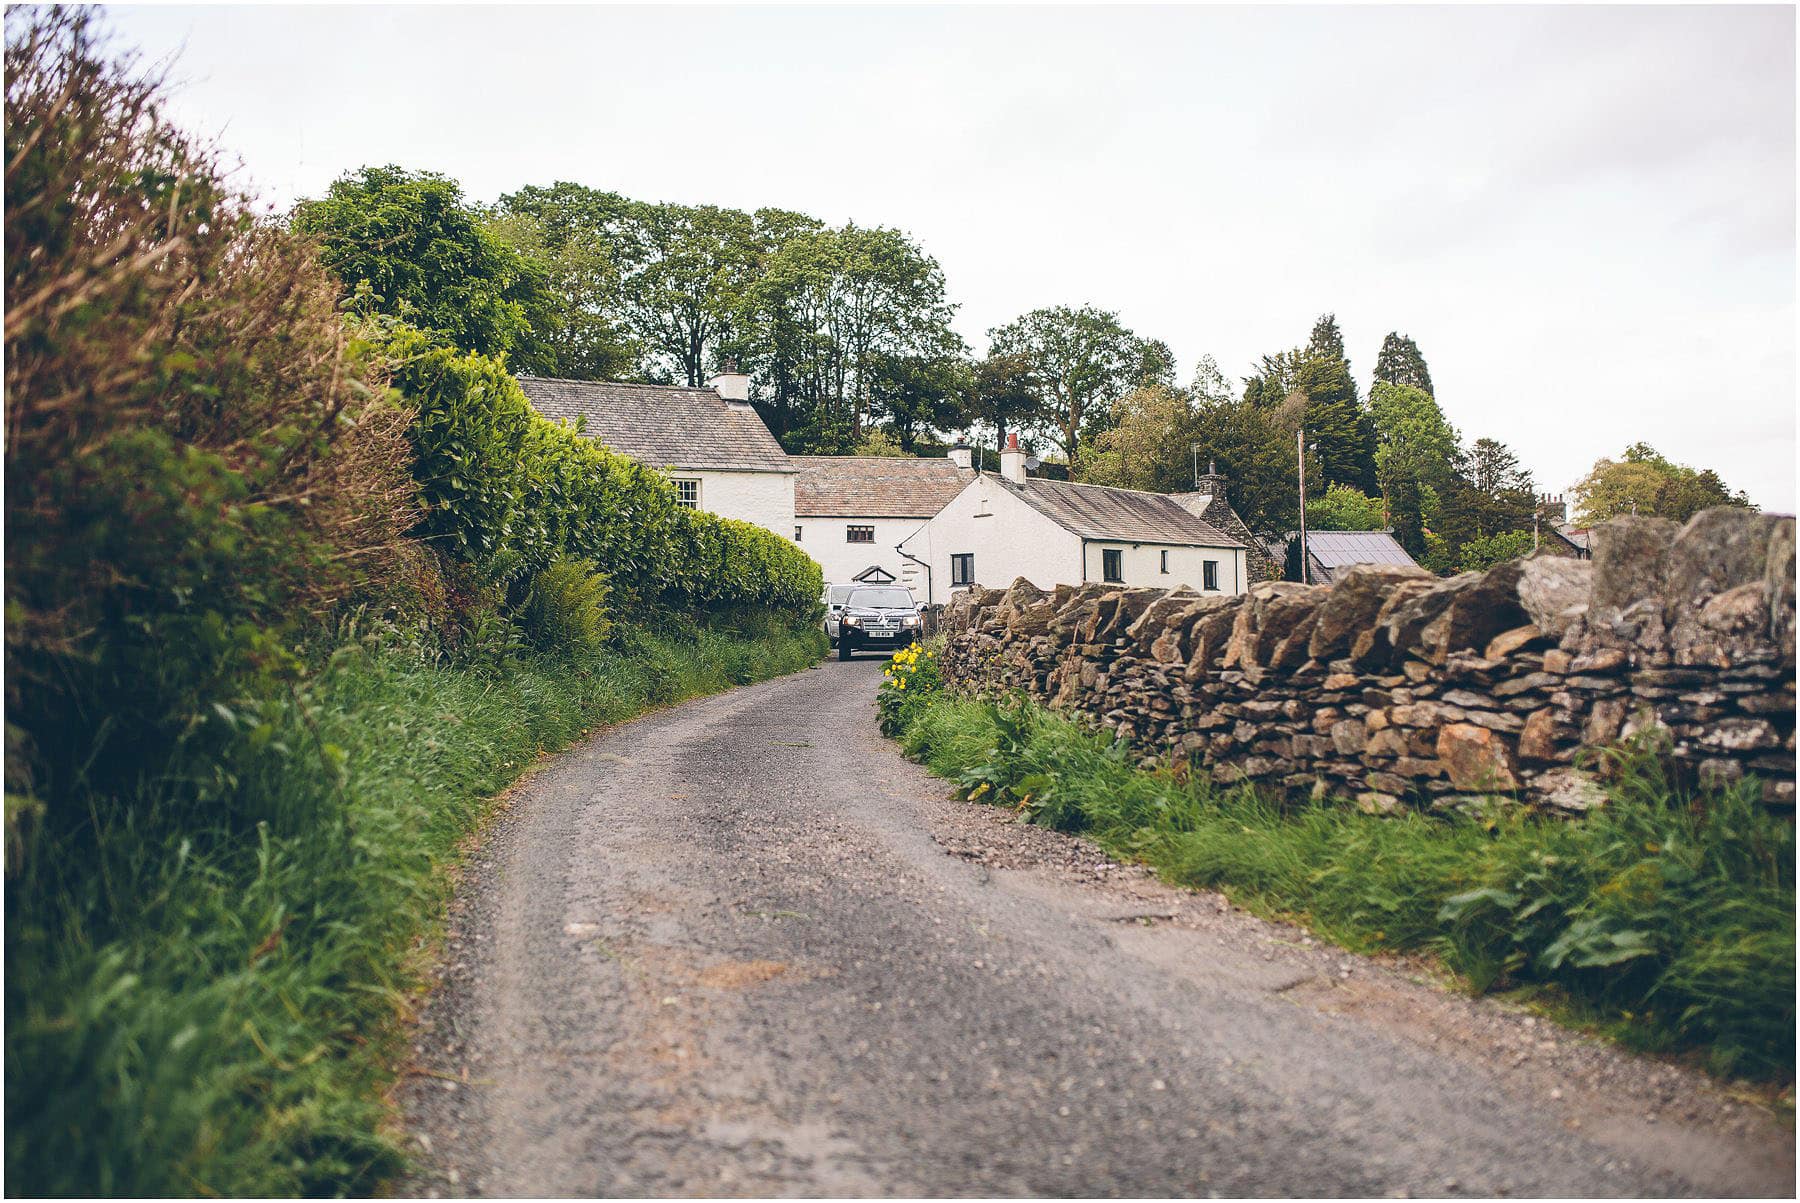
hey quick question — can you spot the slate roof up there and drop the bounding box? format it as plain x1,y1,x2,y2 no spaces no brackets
516,376,792,472
997,477,1243,548
793,456,973,517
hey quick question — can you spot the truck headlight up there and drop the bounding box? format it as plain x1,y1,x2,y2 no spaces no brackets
902,614,920,627
842,614,861,626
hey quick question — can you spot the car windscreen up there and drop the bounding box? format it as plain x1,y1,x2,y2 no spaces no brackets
847,588,914,609
827,586,857,603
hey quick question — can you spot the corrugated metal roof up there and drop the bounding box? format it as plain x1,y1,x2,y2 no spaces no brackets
517,375,793,473
1303,530,1420,569
794,456,973,517
999,477,1243,548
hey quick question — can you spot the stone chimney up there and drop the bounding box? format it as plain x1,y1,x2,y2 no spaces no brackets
1195,458,1228,501
1538,493,1568,526
1000,432,1028,484
708,356,751,405
947,442,973,470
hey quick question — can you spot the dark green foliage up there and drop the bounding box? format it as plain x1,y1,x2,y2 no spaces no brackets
1456,529,1537,573
1373,331,1435,396
6,621,826,1197
293,165,559,370
893,695,1794,1080
1436,436,1538,550
1189,357,1299,536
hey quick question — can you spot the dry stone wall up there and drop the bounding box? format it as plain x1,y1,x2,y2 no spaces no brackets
937,508,1796,814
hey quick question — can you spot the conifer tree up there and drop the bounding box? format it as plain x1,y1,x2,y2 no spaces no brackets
1373,332,1434,396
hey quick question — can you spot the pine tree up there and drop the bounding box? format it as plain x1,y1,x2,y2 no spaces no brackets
1373,332,1434,396
1296,314,1376,494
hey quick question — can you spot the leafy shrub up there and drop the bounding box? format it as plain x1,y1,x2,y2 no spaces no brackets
520,556,612,656
890,693,1795,1080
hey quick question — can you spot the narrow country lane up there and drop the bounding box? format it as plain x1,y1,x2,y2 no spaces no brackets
396,659,1792,1198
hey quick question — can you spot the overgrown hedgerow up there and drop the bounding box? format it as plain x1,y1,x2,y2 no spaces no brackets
3,11,828,1196
887,685,1795,1082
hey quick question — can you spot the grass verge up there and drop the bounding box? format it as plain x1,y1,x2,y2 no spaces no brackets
4,621,824,1197
892,691,1794,1083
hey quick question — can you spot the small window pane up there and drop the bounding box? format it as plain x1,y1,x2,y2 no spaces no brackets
1203,559,1218,590
674,479,700,509
1103,548,1123,582
846,525,874,543
794,525,803,541
1160,549,1169,574
951,553,974,586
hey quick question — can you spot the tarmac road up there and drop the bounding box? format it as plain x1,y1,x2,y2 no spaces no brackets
396,657,1792,1197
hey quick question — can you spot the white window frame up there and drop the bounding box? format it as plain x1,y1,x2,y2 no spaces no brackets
674,478,701,509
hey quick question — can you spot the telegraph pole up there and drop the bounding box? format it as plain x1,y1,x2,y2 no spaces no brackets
1297,427,1311,585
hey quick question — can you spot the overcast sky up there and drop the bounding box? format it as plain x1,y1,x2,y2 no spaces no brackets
105,3,1796,510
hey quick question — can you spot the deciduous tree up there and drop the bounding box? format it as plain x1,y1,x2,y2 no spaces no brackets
988,304,1167,463
1572,443,1754,524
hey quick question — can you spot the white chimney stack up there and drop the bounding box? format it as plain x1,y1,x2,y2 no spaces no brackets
947,442,973,470
708,356,751,404
1000,432,1028,484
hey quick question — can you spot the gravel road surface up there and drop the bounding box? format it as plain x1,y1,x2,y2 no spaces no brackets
396,658,1792,1197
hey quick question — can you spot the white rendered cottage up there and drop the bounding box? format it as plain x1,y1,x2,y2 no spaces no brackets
898,436,1248,605
516,367,795,537
792,449,975,592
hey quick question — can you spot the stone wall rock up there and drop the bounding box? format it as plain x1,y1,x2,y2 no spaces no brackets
935,508,1796,814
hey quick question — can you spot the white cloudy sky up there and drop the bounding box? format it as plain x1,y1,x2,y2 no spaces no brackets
104,3,1796,509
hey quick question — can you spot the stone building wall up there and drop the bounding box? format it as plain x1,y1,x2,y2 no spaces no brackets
935,508,1796,813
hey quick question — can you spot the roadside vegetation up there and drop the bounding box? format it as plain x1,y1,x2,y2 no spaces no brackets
880,663,1794,1083
4,12,822,1195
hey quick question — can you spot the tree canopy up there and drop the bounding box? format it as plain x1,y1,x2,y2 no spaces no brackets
988,304,1168,463
1572,443,1754,525
293,165,556,369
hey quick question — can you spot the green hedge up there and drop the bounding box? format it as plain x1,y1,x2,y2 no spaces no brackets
384,324,821,622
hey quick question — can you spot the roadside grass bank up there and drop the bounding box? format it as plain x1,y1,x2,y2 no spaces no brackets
5,621,824,1197
880,665,1794,1084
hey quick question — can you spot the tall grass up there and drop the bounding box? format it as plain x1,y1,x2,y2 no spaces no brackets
4,622,824,1197
898,695,1795,1081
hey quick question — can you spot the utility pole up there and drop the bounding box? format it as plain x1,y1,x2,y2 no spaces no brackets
1297,427,1311,585
1191,443,1200,490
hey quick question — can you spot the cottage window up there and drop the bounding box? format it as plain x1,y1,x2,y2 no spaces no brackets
951,553,974,586
794,526,803,542
674,478,700,509
1160,550,1170,574
1203,559,1219,590
1102,548,1124,583
846,525,874,543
